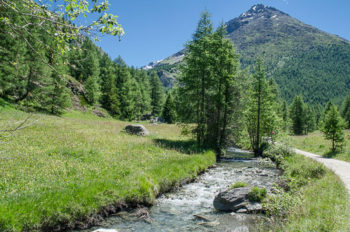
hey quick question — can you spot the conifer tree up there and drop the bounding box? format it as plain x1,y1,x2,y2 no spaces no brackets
341,96,350,129
150,71,165,116
100,54,120,115
321,105,345,152
180,10,213,147
116,62,136,120
246,59,278,156
162,93,176,124
289,95,307,135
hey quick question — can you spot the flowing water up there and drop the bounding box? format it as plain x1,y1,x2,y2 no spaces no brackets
83,152,280,232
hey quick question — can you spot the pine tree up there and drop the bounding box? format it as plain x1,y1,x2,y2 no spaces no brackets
150,71,165,116
341,96,350,129
321,105,345,152
304,105,317,133
116,62,136,120
100,54,120,115
85,75,100,105
162,93,176,123
289,95,307,135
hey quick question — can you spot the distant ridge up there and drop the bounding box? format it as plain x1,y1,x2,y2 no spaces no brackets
148,4,350,104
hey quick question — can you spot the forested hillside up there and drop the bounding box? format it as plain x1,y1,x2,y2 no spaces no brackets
0,0,165,118
149,4,350,105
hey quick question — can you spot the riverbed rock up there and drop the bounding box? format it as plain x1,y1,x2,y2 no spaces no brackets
124,124,150,136
213,187,263,214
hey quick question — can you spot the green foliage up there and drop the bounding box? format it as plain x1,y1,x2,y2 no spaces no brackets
248,187,267,202
289,95,307,135
0,109,216,231
245,59,280,156
341,95,350,129
321,104,345,151
162,93,177,123
230,182,247,189
150,71,165,116
264,153,350,231
179,15,245,154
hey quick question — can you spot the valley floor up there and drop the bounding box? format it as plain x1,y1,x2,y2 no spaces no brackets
287,130,350,162
0,108,215,232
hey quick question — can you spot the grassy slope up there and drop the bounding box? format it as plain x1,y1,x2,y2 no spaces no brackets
0,108,215,231
287,130,350,162
264,146,350,231
281,155,350,231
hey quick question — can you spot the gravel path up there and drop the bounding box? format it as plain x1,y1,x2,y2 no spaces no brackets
294,148,350,194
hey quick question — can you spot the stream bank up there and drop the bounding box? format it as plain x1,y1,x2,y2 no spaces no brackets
81,152,280,232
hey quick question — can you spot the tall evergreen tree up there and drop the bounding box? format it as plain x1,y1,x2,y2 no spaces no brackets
150,71,165,116
116,63,136,121
321,105,345,152
100,54,120,115
180,11,213,147
162,93,177,124
341,96,350,129
246,59,279,156
289,95,307,135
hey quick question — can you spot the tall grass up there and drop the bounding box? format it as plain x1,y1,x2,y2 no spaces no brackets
264,147,350,231
0,108,215,231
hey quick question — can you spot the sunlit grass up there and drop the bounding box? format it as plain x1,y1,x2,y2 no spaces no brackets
0,108,215,231
287,130,350,162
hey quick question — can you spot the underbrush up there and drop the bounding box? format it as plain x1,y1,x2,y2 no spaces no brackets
0,108,216,231
263,144,350,231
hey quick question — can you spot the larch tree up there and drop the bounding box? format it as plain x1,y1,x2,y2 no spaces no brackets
150,71,165,116
341,96,350,129
321,104,345,152
245,58,278,156
162,93,176,124
289,95,307,135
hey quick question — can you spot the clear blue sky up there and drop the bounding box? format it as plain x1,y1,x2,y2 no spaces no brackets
94,0,350,67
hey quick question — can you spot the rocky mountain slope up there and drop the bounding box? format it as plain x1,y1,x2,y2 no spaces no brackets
147,4,350,104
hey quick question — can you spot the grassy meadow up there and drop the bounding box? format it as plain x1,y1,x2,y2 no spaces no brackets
0,107,215,231
287,130,350,162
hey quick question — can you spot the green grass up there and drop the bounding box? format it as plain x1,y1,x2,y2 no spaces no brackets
287,130,350,162
264,150,350,231
230,182,248,189
0,108,216,231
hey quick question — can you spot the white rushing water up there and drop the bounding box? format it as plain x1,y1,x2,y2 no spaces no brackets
83,157,279,232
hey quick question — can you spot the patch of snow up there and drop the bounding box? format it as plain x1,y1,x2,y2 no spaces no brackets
272,15,278,19
252,6,257,11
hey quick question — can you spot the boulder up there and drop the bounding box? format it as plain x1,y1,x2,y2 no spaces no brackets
213,187,251,211
213,187,263,214
125,125,150,136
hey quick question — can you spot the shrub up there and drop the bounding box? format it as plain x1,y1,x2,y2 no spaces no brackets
230,182,247,189
248,187,267,202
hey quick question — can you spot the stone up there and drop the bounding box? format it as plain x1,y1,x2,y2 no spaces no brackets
213,187,251,211
213,187,264,214
124,124,150,136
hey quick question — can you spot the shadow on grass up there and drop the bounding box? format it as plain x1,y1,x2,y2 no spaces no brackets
153,139,207,155
323,150,340,158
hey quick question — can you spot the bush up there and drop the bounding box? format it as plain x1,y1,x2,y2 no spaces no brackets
263,144,294,167
248,187,267,202
230,182,247,189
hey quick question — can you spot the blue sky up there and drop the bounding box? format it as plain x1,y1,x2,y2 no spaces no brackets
94,0,350,67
